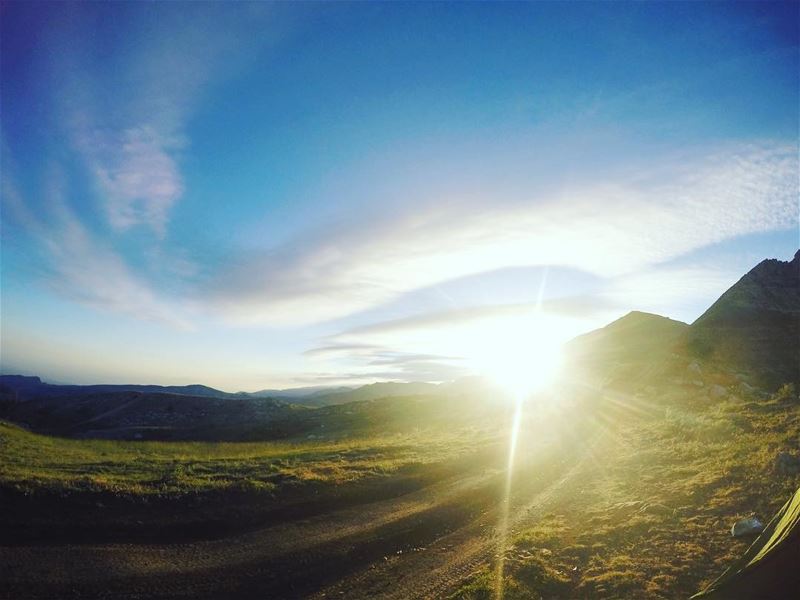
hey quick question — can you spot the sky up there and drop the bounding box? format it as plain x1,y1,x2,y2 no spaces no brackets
1,2,798,391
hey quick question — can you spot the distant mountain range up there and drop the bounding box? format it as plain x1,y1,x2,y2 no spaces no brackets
245,385,354,400
0,375,441,407
292,381,443,407
0,376,244,400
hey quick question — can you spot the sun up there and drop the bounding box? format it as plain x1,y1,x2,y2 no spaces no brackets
468,313,564,400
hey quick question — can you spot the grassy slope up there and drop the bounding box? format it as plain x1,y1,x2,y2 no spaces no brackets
451,386,800,599
0,421,486,496
0,419,500,546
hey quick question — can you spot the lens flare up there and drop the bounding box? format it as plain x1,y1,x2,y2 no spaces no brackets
494,392,524,599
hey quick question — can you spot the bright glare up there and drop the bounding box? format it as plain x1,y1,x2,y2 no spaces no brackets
470,314,564,400
330,302,579,393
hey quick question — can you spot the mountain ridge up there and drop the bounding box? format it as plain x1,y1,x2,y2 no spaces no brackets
687,250,799,388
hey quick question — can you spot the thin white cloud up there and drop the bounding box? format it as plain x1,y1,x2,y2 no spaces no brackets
50,6,268,236
2,173,192,329
81,126,183,236
208,141,798,326
1,6,273,325
302,343,383,359
337,296,618,339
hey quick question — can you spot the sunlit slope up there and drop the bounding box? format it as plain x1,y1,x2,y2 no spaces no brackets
688,250,800,390
0,419,487,497
0,417,502,549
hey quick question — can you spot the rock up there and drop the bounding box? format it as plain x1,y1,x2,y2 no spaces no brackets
641,503,673,517
775,452,800,475
610,500,646,516
731,517,763,537
710,384,727,399
728,415,753,432
688,362,702,375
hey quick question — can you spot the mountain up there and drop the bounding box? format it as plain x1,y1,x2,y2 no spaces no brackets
567,310,689,364
245,386,355,400
0,375,239,401
292,381,443,407
0,375,380,406
564,311,689,388
0,376,451,440
564,251,800,393
687,250,800,389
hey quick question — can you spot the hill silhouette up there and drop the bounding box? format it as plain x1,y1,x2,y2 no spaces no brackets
0,376,240,401
688,250,799,389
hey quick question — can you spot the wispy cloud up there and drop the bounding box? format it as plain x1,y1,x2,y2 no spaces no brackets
293,360,468,387
302,343,383,360
50,5,267,236
338,296,618,339
208,141,798,326
80,126,184,236
2,5,271,325
2,172,191,329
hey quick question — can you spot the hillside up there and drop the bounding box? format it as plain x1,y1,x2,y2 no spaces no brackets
564,311,689,389
687,250,800,390
0,390,304,441
297,381,443,407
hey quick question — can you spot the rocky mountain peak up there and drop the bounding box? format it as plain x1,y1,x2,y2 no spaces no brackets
688,250,800,388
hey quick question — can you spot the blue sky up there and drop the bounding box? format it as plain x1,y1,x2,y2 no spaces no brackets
1,2,798,390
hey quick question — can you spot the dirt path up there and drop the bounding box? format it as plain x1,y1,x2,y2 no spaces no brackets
1,469,493,579
1,436,597,599
1,467,505,598
311,446,595,599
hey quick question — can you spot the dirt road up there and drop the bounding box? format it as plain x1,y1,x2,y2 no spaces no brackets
1,436,595,599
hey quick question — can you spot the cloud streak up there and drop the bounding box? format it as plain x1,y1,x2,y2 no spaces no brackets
337,296,619,339
208,141,798,326
51,5,267,236
82,126,184,236
2,172,191,329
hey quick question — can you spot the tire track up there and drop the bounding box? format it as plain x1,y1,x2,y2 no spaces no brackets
312,439,599,600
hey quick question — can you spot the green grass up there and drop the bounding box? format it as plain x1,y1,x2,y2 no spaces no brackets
0,420,490,497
